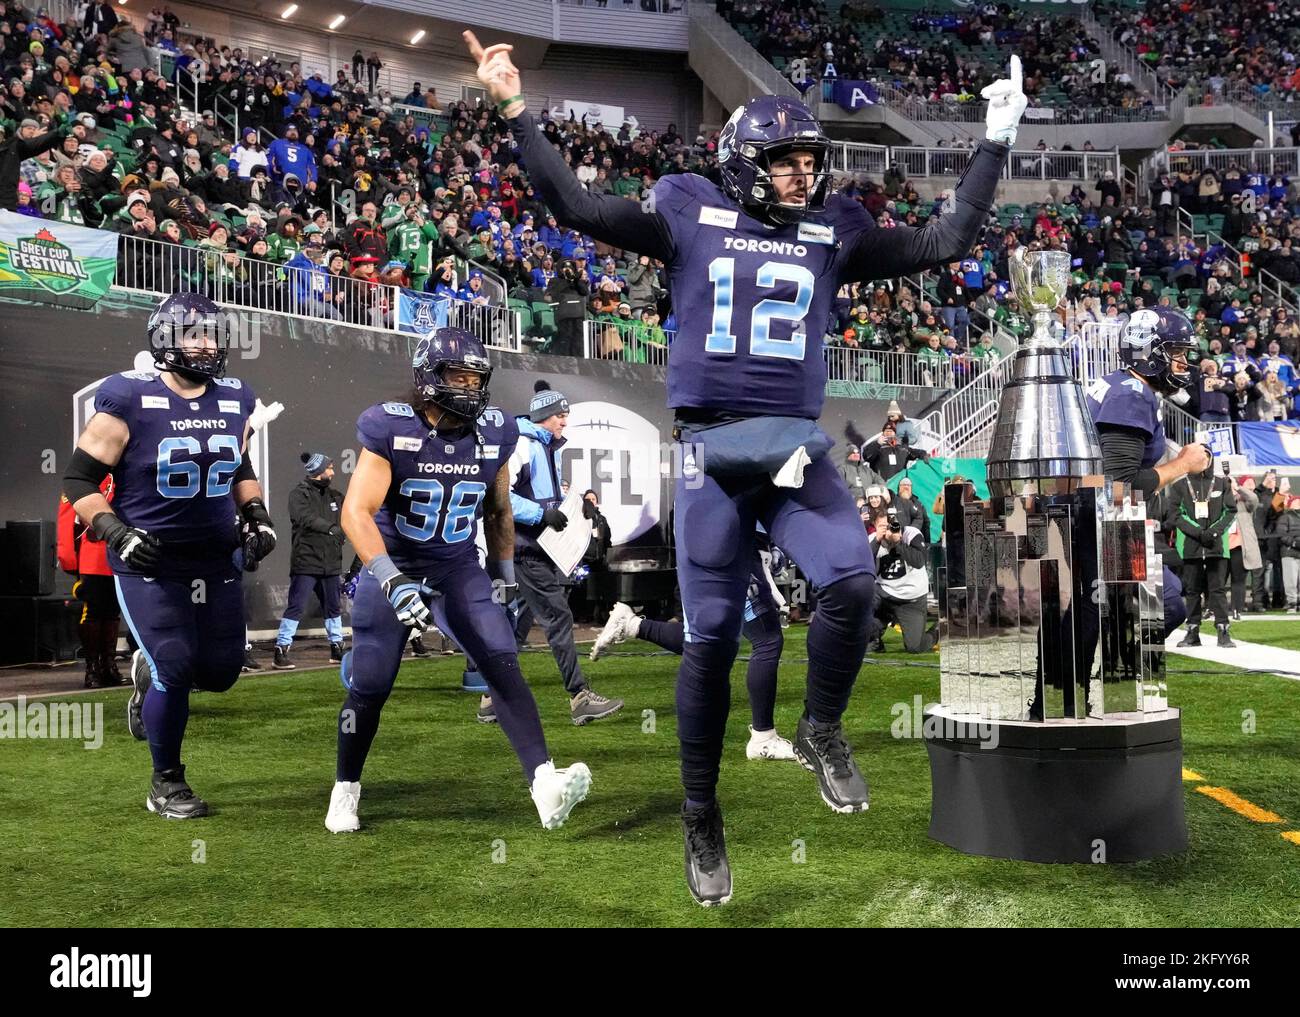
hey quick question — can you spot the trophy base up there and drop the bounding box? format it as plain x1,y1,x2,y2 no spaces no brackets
923,705,1187,863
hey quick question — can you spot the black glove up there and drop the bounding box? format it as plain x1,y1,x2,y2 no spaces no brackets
92,512,163,573
328,523,344,540
239,498,277,572
581,499,598,521
542,506,568,530
1199,531,1218,548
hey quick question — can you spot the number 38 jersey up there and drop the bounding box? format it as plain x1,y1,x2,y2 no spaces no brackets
649,173,876,420
92,371,255,564
356,402,518,572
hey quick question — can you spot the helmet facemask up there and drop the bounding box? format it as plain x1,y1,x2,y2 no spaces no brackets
746,139,832,225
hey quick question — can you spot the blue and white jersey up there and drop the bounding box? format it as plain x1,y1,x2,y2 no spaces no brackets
356,402,518,572
1085,369,1166,469
648,173,876,419
92,371,254,570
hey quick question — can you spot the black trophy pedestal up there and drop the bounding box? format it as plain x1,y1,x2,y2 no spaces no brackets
923,705,1187,863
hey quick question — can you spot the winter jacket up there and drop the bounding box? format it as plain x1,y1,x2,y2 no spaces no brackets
508,416,566,556
1173,471,1234,560
287,478,345,576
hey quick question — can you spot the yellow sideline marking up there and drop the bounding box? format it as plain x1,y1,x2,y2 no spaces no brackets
1281,831,1300,847
1182,768,1204,781
1195,786,1285,824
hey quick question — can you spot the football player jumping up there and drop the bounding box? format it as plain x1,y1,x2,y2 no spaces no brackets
467,31,1025,906
326,327,591,834
62,292,277,819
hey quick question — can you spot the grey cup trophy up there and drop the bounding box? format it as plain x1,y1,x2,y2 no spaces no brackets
925,247,1186,863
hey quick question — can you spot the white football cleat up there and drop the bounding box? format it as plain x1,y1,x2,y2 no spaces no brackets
325,780,361,833
746,726,797,761
531,760,592,830
590,602,641,661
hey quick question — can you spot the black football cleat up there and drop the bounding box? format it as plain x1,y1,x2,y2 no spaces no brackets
330,642,345,663
127,650,151,741
682,800,732,907
794,712,870,814
146,766,210,819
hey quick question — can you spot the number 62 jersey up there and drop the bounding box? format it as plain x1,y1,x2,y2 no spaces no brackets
92,370,255,574
356,402,518,572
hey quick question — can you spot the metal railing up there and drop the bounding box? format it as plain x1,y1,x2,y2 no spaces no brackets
582,319,671,365
885,94,1168,125
886,145,1121,182
1072,319,1124,389
111,233,522,350
823,345,984,391
829,141,889,177
1079,5,1174,107
1155,146,1300,178
114,234,398,332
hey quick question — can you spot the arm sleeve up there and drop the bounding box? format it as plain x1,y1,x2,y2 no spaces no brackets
92,373,134,424
1097,424,1160,497
507,112,675,261
506,437,544,525
289,486,332,533
356,406,394,462
841,141,1009,280
897,534,928,569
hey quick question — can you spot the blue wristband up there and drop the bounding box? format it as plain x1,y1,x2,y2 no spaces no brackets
487,558,516,586
367,553,402,588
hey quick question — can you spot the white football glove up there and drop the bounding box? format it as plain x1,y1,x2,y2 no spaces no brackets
249,398,285,432
981,55,1028,146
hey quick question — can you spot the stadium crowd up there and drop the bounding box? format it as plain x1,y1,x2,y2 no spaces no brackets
1095,0,1300,107
716,0,1155,113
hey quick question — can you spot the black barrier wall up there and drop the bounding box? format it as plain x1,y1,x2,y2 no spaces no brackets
0,296,935,630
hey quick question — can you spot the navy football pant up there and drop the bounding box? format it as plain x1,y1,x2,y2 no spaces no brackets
1163,564,1187,637
673,454,875,802
638,560,785,731
276,573,343,646
115,566,245,773
338,556,548,783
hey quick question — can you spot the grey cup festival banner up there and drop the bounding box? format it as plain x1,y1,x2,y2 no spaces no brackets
0,211,119,311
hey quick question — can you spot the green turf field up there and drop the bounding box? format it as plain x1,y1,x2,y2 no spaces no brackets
3,629,1298,927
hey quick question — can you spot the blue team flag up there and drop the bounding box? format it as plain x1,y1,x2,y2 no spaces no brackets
396,290,449,337
1237,421,1300,466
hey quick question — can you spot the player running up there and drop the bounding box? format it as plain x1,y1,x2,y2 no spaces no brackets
62,292,277,819
325,327,591,834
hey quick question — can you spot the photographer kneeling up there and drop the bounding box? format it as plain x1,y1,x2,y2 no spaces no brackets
865,508,935,653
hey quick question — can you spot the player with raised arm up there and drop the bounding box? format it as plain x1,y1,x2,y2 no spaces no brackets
465,31,1023,905
325,327,591,834
61,292,277,819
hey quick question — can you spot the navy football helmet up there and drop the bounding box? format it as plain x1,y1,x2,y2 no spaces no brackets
717,95,832,225
1120,306,1196,393
413,327,492,422
148,292,229,381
